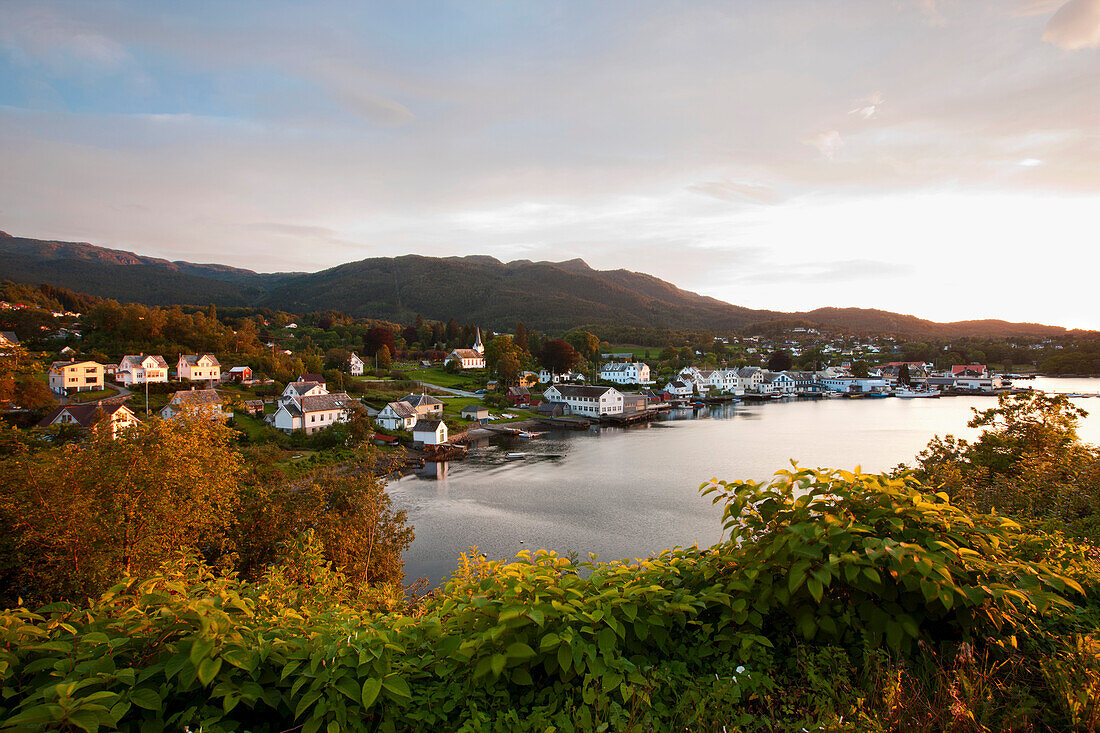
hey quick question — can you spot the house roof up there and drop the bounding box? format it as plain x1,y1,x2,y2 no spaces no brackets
951,364,987,375
737,367,761,378
549,385,616,398
229,366,251,373
666,380,689,389
412,419,444,432
507,386,530,396
298,373,324,383
168,389,222,406
400,393,443,408
0,331,19,344
383,401,417,418
285,381,325,396
300,393,354,413
449,349,483,359
461,404,489,415
601,362,643,372
180,354,221,366
119,354,169,369
38,403,135,428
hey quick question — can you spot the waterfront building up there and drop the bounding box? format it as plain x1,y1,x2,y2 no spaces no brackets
543,384,624,417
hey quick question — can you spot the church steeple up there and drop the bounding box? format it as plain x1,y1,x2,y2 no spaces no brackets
473,326,484,354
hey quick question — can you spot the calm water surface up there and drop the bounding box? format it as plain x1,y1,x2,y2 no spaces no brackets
390,377,1100,585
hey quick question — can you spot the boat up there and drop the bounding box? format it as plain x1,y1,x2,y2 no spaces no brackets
865,391,891,399
895,388,941,398
506,452,527,459
517,431,543,439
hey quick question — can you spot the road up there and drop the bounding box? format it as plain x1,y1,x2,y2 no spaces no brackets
415,380,480,398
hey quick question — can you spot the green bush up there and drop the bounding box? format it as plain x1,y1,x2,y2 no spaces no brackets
1,467,1097,731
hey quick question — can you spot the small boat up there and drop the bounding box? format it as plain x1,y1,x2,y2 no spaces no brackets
506,452,527,459
866,391,891,399
896,388,941,399
517,431,542,439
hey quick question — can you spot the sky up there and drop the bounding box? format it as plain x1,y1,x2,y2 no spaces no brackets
1,1,1098,328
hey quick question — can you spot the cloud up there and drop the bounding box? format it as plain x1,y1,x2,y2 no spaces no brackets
688,180,782,204
804,130,844,159
0,4,131,75
1043,0,1100,49
849,92,884,120
308,59,416,126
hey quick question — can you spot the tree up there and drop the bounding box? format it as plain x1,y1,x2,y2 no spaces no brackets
851,360,870,378
538,340,579,375
898,364,911,386
565,331,600,362
498,351,522,386
376,344,392,370
363,327,396,358
0,416,243,603
515,322,529,351
767,350,793,372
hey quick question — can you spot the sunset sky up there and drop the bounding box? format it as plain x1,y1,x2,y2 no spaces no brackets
1,1,1098,327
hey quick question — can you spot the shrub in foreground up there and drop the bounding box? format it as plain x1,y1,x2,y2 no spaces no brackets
1,468,1098,731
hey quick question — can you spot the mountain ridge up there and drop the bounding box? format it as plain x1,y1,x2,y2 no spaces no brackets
0,233,1076,338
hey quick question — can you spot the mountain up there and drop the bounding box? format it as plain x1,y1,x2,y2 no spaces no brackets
0,232,1073,337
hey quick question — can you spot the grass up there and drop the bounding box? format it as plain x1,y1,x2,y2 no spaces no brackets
405,367,487,390
66,386,121,402
232,410,281,444
604,344,658,360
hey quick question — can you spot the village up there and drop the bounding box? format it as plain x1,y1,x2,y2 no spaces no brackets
5,308,1069,470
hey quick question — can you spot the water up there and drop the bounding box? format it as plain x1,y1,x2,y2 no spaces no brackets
390,377,1100,585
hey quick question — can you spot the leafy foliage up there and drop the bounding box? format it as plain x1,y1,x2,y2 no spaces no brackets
2,467,1097,731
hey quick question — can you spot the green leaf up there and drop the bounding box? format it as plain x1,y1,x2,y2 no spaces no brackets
806,577,823,603
197,657,222,686
539,633,561,651
129,688,162,711
361,678,382,708
557,643,572,672
335,675,360,703
511,667,534,685
506,642,536,661
381,674,411,700
64,710,100,733
490,654,506,677
189,638,214,666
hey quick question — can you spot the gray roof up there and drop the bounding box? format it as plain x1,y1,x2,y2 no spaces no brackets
737,367,762,378
180,354,221,366
548,385,617,398
119,354,168,370
400,393,443,408
38,403,135,428
601,362,643,372
286,381,325,396
0,331,19,344
383,401,417,418
412,419,444,431
461,404,489,416
169,388,222,406
300,393,354,413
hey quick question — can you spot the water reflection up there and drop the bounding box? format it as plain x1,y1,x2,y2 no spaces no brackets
391,382,1100,586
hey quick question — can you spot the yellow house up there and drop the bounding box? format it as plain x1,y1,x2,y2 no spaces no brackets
48,360,104,395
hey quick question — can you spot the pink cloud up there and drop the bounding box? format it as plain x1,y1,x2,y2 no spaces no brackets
1043,0,1100,49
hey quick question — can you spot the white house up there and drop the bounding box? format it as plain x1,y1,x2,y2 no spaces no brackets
736,367,766,393
707,368,741,394
348,352,365,376
115,354,169,387
760,371,796,394
663,380,694,398
177,354,221,384
160,389,229,421
397,393,444,418
543,385,624,417
412,419,448,445
375,401,418,431
599,362,652,385
38,403,140,438
272,392,355,434
280,380,328,407
677,366,713,393
818,377,889,394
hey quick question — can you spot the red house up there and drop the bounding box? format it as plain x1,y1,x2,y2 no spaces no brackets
951,364,988,377
507,386,531,406
228,366,253,383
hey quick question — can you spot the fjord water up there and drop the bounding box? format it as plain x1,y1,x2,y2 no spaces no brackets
390,378,1100,585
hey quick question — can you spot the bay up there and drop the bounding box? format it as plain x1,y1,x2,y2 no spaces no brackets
390,377,1100,585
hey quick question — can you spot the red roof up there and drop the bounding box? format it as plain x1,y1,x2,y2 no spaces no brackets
951,364,987,376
